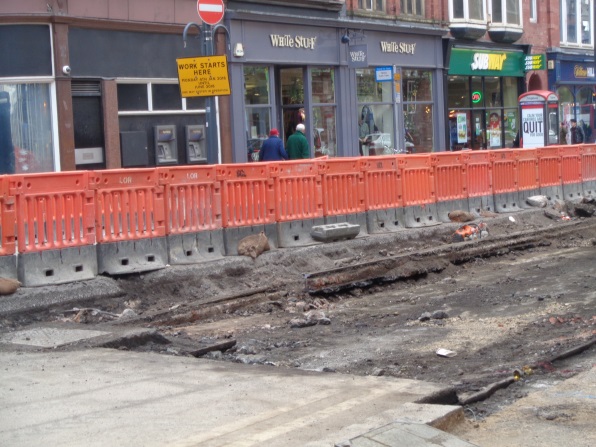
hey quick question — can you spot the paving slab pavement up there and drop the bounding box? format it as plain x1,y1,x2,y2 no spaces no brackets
0,348,462,447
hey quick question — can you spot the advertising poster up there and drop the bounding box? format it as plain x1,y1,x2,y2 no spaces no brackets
456,113,467,144
521,107,544,148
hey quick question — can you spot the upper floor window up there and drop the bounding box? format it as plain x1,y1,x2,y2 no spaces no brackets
402,0,424,16
358,0,384,12
491,0,521,26
451,0,485,21
561,0,593,47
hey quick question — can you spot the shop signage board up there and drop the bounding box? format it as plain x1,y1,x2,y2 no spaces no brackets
197,0,224,26
347,44,368,68
524,54,546,72
177,55,231,97
375,66,393,82
449,48,525,77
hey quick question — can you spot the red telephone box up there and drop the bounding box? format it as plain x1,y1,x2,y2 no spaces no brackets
518,90,559,148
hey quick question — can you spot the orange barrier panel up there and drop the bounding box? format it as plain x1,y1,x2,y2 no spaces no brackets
217,163,276,227
158,166,222,234
361,155,402,210
490,150,517,194
398,154,435,206
559,145,582,185
537,146,561,187
581,144,596,182
0,176,16,256
318,157,365,216
432,152,466,202
89,169,165,243
515,149,539,192
15,172,95,253
271,160,323,222
462,151,492,199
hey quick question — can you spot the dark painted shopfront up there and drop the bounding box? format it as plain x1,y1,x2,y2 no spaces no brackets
547,54,596,143
446,45,527,151
225,8,446,161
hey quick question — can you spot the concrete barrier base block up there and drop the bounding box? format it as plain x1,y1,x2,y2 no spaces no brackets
540,186,563,202
494,191,522,213
97,238,167,275
311,223,360,242
437,199,469,223
223,224,278,256
18,246,98,287
324,213,368,235
563,182,584,203
0,255,17,281
582,180,596,198
404,204,440,228
366,208,406,233
167,230,224,265
277,218,325,248
468,195,495,214
518,188,541,208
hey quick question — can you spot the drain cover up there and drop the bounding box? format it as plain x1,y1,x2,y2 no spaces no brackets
1,327,110,348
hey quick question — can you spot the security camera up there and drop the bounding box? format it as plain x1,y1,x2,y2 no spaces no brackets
62,65,71,76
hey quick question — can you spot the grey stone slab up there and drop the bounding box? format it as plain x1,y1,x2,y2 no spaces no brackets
350,422,479,447
0,327,110,348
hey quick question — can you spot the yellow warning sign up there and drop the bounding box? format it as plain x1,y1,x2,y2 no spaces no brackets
176,55,231,98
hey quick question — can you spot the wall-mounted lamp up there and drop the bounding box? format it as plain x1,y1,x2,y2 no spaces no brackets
234,43,245,57
340,29,366,45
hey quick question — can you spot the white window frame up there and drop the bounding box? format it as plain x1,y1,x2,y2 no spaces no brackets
530,0,537,23
489,0,522,26
561,0,594,48
402,0,424,16
448,0,486,24
358,0,384,13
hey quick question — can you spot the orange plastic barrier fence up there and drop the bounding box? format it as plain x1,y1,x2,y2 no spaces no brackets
318,158,366,216
399,154,435,207
432,152,467,202
158,166,222,234
490,150,517,195
537,146,561,187
0,176,16,256
361,155,402,210
462,151,492,199
559,145,582,185
581,144,596,181
217,163,276,227
515,149,539,192
271,160,323,222
14,172,95,253
89,169,165,243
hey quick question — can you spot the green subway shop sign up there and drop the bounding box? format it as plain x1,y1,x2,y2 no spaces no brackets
449,48,525,77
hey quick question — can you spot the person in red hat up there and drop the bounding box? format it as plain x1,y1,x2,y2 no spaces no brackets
258,128,288,161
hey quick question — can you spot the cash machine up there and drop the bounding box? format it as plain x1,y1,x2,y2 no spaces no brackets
186,125,206,163
154,125,178,165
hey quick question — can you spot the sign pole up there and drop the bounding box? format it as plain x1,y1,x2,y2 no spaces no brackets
202,22,218,164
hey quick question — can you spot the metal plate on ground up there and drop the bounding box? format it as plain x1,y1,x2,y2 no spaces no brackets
1,327,110,348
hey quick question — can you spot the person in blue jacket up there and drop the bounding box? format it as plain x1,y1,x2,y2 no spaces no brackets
258,128,288,161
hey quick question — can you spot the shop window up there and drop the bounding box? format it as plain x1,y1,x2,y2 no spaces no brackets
117,81,201,112
576,87,595,143
561,0,593,47
311,68,337,157
0,83,56,173
471,77,483,108
447,76,471,109
451,0,485,21
401,0,424,16
358,0,385,12
485,77,501,107
491,0,521,26
403,69,434,153
356,68,394,156
244,66,272,162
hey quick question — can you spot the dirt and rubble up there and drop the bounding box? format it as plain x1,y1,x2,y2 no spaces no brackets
1,206,595,442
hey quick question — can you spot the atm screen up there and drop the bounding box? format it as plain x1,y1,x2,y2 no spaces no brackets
157,129,174,142
189,129,203,141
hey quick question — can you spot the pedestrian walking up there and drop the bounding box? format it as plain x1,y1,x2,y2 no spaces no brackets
258,129,288,161
569,119,585,145
286,123,310,159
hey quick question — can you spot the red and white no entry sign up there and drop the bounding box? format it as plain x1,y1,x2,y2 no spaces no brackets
197,0,225,26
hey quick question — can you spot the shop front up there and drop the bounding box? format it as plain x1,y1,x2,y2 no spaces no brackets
226,11,445,161
547,54,596,143
446,46,526,151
